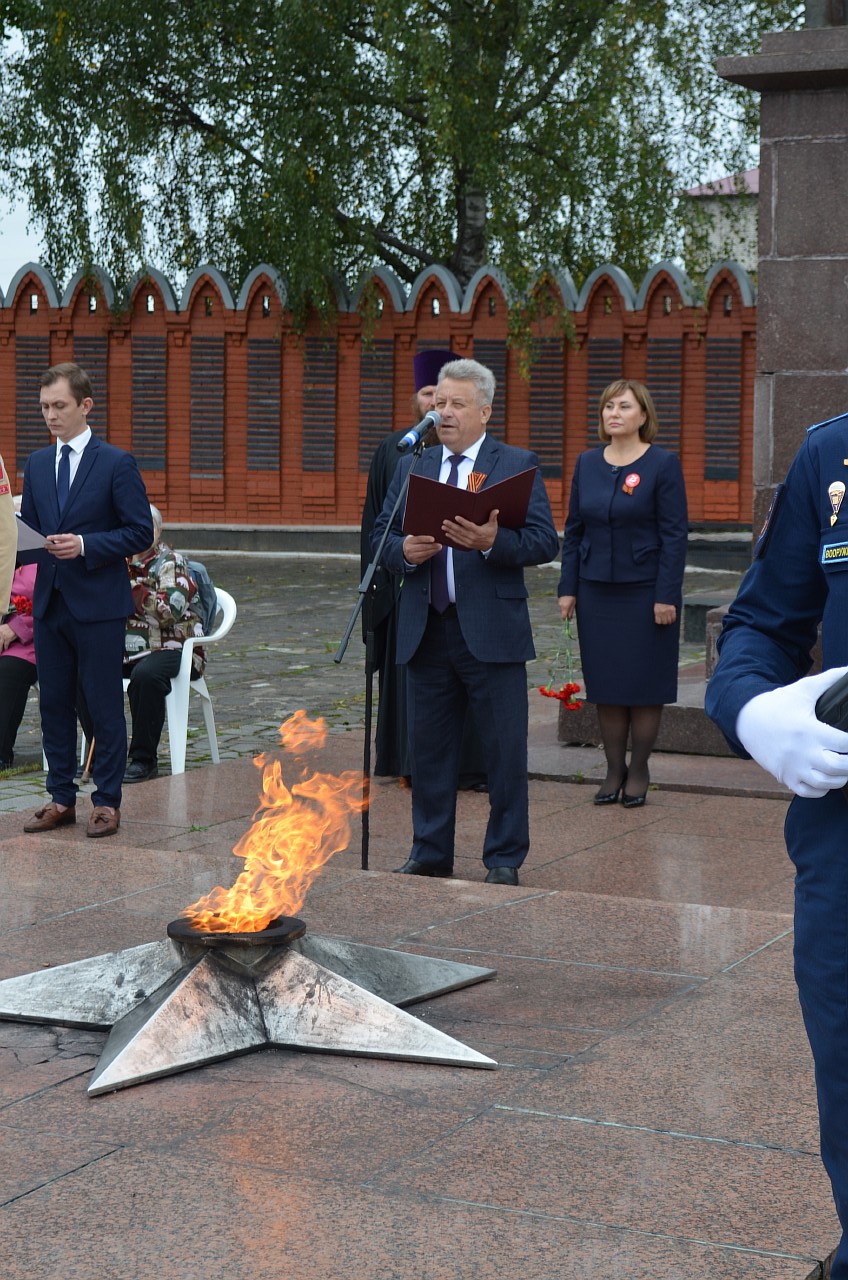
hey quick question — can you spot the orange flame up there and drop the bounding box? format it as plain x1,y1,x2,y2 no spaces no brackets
180,711,366,933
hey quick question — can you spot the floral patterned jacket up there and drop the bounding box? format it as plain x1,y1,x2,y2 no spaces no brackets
125,542,206,674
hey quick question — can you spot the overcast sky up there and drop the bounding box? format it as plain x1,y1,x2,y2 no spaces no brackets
0,195,44,296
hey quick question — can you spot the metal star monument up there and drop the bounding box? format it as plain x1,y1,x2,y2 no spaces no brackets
0,916,497,1095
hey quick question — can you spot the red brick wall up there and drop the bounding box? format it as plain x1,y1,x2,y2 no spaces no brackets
0,261,757,527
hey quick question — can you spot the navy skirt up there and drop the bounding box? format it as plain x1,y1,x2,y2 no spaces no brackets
575,579,680,706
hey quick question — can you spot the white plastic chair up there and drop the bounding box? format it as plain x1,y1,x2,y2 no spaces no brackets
156,586,237,774
79,587,238,777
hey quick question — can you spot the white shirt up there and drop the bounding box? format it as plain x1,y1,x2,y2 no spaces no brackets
54,426,91,555
54,427,91,488
440,433,488,603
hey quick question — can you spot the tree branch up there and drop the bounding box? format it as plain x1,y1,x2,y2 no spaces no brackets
334,206,435,275
151,79,270,173
499,4,615,125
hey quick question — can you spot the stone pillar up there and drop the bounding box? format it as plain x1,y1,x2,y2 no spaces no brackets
805,1,847,25
717,19,848,533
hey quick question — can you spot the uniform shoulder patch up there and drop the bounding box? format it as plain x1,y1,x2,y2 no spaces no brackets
807,411,848,434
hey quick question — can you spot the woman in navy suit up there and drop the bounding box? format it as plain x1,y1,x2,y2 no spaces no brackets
558,379,688,807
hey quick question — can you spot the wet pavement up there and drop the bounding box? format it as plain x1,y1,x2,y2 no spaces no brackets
1,551,735,802
0,551,835,1279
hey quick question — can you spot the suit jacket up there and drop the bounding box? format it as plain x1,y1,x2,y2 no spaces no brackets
0,452,14,615
373,435,560,665
21,434,153,622
558,444,688,604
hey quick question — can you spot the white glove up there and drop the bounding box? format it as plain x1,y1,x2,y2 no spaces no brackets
736,666,848,798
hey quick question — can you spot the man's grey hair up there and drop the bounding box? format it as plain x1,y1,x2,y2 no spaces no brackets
149,504,163,539
438,358,496,407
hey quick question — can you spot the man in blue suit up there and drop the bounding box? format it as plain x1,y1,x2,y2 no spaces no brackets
373,358,560,885
21,363,153,838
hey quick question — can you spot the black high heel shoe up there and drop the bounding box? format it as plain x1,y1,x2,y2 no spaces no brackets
594,771,627,806
622,774,649,808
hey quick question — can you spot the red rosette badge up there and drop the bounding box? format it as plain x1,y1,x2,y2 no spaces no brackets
622,472,641,496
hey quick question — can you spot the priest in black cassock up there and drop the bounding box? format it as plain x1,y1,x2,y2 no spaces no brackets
360,347,487,789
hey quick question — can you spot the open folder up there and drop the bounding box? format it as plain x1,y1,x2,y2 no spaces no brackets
15,515,48,565
402,466,537,548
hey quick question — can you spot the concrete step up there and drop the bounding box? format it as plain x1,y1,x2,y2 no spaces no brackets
683,590,738,642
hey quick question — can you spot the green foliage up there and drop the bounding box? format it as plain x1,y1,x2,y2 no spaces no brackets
0,0,803,321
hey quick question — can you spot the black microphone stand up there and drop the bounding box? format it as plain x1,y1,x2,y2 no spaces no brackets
334,438,427,870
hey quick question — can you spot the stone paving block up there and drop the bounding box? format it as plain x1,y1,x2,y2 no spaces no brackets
521,968,819,1150
0,556,838,1278
0,1157,818,1280
371,1107,837,1261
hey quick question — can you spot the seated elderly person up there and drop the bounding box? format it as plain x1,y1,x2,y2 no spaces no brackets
78,504,206,782
0,501,38,771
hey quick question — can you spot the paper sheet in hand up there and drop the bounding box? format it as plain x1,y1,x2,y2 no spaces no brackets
402,466,537,547
15,515,48,564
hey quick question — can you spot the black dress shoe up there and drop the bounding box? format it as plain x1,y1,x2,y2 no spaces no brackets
594,771,627,806
485,866,519,886
123,760,159,784
621,792,647,809
393,858,453,877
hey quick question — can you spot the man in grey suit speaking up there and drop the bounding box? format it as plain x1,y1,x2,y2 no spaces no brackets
373,358,559,885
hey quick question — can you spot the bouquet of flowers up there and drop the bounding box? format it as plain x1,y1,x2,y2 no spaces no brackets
539,618,583,710
2,594,32,623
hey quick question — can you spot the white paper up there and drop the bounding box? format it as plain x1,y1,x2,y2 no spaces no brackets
15,515,46,552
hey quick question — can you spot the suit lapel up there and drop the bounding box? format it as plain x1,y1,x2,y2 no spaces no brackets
60,435,100,525
35,447,61,530
419,445,443,479
474,437,503,485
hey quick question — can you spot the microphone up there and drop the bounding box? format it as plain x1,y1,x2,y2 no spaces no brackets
397,410,441,453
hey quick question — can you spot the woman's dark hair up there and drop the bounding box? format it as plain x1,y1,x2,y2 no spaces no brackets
597,379,659,443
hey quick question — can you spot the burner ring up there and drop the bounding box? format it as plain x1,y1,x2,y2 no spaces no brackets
166,915,306,948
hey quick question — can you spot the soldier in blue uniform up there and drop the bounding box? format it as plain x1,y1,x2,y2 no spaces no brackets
706,411,848,1277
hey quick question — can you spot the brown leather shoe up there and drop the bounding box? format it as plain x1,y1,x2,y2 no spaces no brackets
87,806,121,838
23,803,76,834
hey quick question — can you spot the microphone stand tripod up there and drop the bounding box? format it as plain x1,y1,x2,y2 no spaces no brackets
334,439,427,870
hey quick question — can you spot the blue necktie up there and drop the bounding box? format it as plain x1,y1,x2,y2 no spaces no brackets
430,453,466,613
57,444,71,515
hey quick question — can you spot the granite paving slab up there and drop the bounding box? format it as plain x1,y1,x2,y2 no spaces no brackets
0,670,839,1278
0,1157,818,1280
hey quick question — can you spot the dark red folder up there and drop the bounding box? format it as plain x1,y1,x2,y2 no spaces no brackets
402,467,537,548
